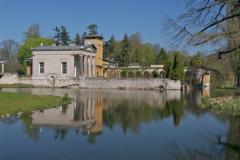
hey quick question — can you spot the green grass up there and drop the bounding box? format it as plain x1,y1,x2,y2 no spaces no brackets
0,92,71,116
0,83,33,88
202,96,240,114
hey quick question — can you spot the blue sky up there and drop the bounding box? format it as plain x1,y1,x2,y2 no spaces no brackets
0,0,187,50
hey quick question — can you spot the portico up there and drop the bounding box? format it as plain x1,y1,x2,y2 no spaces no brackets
74,54,96,78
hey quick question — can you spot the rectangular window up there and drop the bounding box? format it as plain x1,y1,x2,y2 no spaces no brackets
61,62,67,74
39,62,44,74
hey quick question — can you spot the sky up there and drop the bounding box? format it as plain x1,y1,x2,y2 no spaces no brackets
0,0,188,51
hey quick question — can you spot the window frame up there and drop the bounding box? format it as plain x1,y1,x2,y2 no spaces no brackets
61,62,67,74
39,62,44,74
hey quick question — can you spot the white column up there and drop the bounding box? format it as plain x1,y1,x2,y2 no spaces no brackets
88,56,92,77
2,63,4,74
80,55,83,76
92,56,96,77
84,55,88,77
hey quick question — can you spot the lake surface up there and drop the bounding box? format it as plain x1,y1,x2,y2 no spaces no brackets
0,88,239,160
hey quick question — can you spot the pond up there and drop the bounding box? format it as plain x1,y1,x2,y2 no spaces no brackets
0,88,239,160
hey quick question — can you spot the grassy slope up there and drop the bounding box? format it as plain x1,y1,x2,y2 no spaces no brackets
0,91,70,116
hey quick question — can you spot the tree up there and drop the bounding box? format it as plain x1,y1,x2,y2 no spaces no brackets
118,34,131,67
81,32,87,45
0,40,20,73
53,27,61,46
53,26,71,46
24,24,40,39
167,0,240,58
0,39,19,62
87,24,98,35
170,52,184,80
18,37,54,65
74,33,81,46
60,26,71,46
155,48,168,64
190,52,203,67
104,35,116,59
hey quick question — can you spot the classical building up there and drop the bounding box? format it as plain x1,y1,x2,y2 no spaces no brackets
30,35,106,82
29,34,166,84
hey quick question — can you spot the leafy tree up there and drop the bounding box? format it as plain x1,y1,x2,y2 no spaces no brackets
190,52,202,67
18,37,54,65
60,26,71,46
24,24,40,40
74,33,81,46
170,52,184,80
87,24,98,35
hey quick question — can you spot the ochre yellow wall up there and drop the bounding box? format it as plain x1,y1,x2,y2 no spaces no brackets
90,97,103,134
84,37,104,76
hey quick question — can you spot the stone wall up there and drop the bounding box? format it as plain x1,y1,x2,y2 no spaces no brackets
0,74,181,90
79,78,181,90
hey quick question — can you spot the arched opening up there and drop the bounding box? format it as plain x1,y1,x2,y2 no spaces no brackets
202,72,210,87
120,71,127,78
144,71,151,79
136,71,142,78
48,75,56,87
159,71,166,78
103,69,108,78
152,71,158,78
128,71,135,78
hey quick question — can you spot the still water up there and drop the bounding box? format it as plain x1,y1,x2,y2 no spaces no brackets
0,88,239,160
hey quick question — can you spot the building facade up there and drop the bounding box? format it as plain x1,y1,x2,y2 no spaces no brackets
31,43,97,83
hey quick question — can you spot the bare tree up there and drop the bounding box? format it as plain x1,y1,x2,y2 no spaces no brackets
23,24,40,39
0,39,20,73
167,0,240,58
0,39,19,62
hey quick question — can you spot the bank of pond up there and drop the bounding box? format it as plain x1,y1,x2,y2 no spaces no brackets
0,91,71,116
203,96,240,114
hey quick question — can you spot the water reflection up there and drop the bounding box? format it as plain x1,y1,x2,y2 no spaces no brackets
2,88,240,159
28,90,182,140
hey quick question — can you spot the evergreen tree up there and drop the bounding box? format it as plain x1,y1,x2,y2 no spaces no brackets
104,35,116,59
170,52,184,80
87,24,98,35
190,52,202,67
53,27,61,46
155,48,168,64
60,26,71,46
118,34,131,67
74,33,81,46
80,32,87,45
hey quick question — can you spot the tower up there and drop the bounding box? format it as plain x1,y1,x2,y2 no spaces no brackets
84,35,104,77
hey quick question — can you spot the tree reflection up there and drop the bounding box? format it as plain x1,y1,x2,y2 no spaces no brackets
21,113,40,141
103,97,185,134
170,114,240,160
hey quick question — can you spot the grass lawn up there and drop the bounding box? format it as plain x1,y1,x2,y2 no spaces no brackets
0,83,33,88
202,96,240,114
0,91,71,116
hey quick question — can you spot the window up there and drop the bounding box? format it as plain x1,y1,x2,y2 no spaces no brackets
39,62,44,74
61,62,67,74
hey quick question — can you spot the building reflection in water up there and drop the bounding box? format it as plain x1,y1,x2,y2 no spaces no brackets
31,90,182,138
